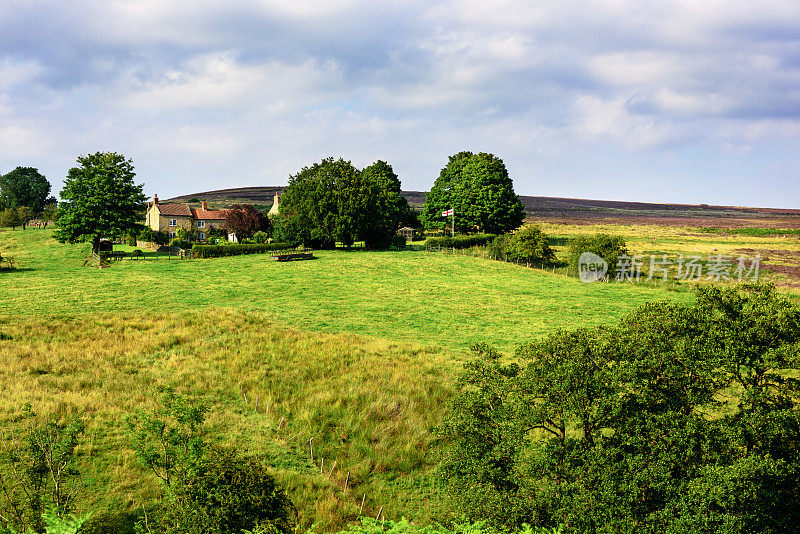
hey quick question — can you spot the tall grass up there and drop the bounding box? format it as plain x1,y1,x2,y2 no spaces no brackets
0,311,453,530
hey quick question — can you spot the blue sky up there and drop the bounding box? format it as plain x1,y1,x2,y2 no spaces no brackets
1,0,799,208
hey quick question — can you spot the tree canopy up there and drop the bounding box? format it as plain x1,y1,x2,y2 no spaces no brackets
54,152,146,253
0,167,54,214
439,284,800,533
225,204,268,240
358,160,412,248
275,157,410,249
422,152,525,234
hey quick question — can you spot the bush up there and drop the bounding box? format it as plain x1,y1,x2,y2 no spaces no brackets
125,233,136,246
390,235,407,250
439,284,800,532
166,445,295,534
504,225,555,264
176,226,195,242
566,233,627,279
137,227,169,245
169,238,192,250
424,233,496,249
191,243,293,259
486,234,511,260
253,231,270,244
0,408,86,533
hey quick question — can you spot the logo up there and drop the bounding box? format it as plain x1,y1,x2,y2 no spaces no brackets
579,252,607,283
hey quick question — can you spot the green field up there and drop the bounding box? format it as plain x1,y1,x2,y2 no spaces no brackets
0,228,692,352
10,226,797,531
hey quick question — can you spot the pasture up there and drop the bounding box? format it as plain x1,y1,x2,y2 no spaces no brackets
0,228,692,352
0,224,796,530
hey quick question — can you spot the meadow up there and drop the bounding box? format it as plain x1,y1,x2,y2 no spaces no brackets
0,228,693,352
0,224,796,531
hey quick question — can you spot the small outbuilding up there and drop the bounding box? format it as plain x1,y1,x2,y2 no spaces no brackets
397,227,416,241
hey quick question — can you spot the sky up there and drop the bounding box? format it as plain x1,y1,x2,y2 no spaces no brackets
1,0,799,208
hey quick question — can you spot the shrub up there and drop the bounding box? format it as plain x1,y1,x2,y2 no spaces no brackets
167,445,295,534
390,235,407,250
487,234,511,260
137,227,169,245
125,233,136,246
169,238,192,250
439,284,800,532
504,225,555,264
206,226,226,240
191,243,293,259
129,389,294,534
0,408,86,533
176,226,195,242
566,233,627,279
424,233,496,249
253,231,270,244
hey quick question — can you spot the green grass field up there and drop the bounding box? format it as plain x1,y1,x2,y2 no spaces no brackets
5,225,792,531
0,228,692,352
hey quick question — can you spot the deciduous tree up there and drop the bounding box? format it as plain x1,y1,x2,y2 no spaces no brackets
0,167,54,214
439,284,800,533
357,160,412,249
224,204,267,241
422,152,525,234
278,157,410,249
53,152,146,254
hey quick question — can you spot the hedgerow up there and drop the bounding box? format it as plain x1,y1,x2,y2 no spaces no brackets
192,243,293,258
424,234,496,249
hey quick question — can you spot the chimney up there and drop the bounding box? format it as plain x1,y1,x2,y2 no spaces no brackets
153,194,159,205
274,192,280,206
202,201,208,211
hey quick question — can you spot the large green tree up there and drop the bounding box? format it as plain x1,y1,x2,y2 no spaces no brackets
54,152,146,254
422,152,525,234
0,167,54,214
439,284,800,533
358,160,412,249
276,157,410,249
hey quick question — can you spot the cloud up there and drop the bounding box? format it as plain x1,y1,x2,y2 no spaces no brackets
0,0,799,206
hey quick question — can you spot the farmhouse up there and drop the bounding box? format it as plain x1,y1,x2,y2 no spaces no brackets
145,195,230,240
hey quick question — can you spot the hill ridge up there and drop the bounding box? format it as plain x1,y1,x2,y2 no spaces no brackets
165,186,800,227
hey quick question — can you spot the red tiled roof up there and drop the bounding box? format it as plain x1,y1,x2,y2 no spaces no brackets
156,203,192,217
191,208,229,220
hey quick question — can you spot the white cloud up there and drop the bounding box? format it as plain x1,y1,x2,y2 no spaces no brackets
120,53,341,114
0,59,42,91
2,0,800,206
571,95,687,150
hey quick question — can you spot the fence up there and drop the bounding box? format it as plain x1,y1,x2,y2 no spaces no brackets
91,248,187,265
424,244,574,277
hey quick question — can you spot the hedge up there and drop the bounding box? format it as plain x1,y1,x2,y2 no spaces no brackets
424,233,497,249
192,242,294,258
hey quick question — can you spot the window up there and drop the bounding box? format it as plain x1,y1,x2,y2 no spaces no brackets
169,219,177,226
197,220,206,228
198,231,205,241
168,232,176,239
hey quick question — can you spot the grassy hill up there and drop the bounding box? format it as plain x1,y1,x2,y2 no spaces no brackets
0,228,696,530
